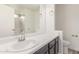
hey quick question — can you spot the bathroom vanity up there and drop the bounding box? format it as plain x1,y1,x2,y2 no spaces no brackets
34,37,59,54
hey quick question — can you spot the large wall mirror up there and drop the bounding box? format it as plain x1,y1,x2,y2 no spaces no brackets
0,4,40,37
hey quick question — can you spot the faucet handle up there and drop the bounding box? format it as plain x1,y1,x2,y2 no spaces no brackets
18,34,25,41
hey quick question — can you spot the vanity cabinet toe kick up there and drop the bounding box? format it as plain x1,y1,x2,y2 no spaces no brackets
34,36,59,54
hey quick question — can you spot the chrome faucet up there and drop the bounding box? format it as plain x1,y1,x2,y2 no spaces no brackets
18,34,25,41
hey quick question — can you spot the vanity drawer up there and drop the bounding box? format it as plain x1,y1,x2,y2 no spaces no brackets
34,44,48,54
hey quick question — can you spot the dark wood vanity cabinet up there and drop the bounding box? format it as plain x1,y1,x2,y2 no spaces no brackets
48,37,59,54
34,37,59,54
34,44,48,54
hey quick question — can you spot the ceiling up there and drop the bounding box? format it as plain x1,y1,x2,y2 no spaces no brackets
7,4,40,11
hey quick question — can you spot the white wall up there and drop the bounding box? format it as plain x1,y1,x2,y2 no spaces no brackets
39,5,46,33
0,5,14,37
55,4,79,51
46,5,55,32
40,5,55,33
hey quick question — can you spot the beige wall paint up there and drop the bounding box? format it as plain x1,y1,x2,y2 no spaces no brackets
55,4,79,51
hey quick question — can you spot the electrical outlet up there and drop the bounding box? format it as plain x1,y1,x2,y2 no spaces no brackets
75,35,78,37
72,34,78,37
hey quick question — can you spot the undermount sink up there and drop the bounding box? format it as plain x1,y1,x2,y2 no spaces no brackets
8,39,37,52
0,36,38,52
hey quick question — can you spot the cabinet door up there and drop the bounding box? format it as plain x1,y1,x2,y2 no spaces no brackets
34,44,48,54
48,39,56,54
48,37,59,54
49,39,56,49
55,37,59,53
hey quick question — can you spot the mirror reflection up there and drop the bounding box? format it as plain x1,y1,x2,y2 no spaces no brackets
0,4,40,37
14,4,40,34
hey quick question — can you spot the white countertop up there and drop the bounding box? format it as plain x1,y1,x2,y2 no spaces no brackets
19,32,59,54
0,31,59,54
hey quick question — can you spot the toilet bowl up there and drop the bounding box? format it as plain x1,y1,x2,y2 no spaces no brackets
63,40,70,54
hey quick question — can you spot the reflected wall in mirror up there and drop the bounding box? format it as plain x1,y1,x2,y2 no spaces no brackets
13,4,40,34
13,4,40,35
